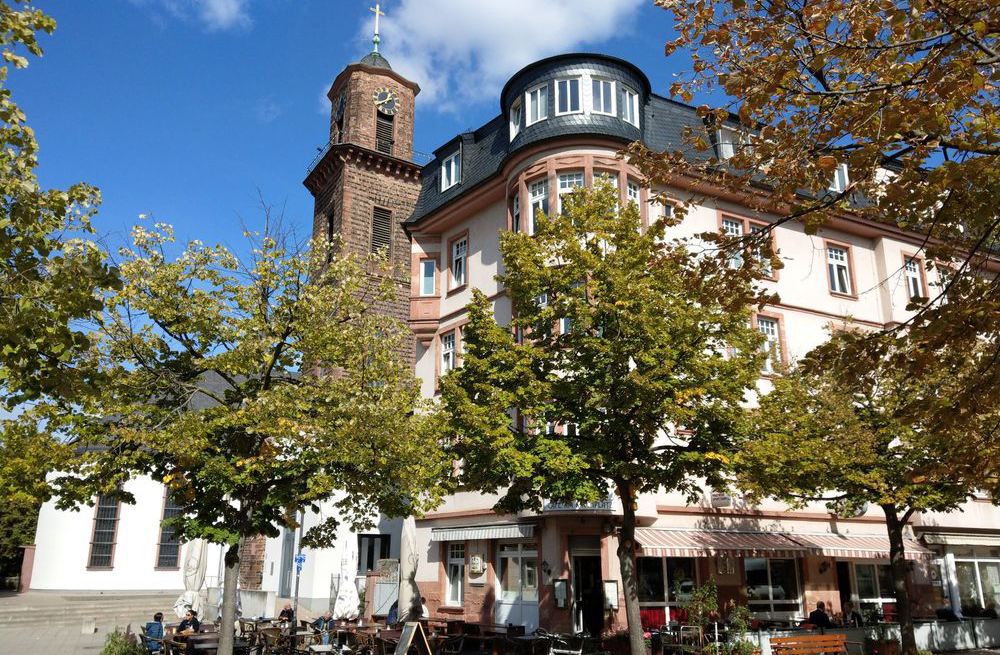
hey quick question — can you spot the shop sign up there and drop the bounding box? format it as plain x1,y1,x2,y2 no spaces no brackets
543,495,614,512
710,490,732,507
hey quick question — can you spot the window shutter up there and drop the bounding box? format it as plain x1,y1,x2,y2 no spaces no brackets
376,114,394,155
371,207,393,255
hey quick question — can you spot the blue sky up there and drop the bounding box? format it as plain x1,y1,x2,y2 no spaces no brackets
12,1,692,254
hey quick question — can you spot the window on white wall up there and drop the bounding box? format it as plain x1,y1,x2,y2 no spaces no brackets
622,86,639,126
558,172,584,212
718,126,747,160
441,332,456,373
827,245,852,295
556,78,581,115
749,224,773,276
592,78,615,115
156,493,182,568
447,543,465,605
441,151,461,191
419,259,436,296
88,494,120,568
627,180,640,206
451,237,467,288
358,534,390,574
756,316,781,374
722,218,744,269
526,84,548,125
529,179,548,234
904,258,924,299
509,98,522,140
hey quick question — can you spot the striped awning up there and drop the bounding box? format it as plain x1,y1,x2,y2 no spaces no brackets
635,528,806,558
789,533,933,560
430,523,535,542
635,528,933,560
921,533,1000,547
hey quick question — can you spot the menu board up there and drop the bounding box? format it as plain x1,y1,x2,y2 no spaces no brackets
393,622,433,655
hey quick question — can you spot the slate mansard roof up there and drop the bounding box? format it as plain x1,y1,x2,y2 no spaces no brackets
407,53,723,226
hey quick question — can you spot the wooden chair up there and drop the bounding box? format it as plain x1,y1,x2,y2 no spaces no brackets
440,634,465,655
258,627,283,655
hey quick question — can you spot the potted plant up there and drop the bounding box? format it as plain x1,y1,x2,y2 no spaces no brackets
728,605,760,655
865,610,900,655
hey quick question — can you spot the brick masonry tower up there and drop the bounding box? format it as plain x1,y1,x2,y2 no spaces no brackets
304,26,422,365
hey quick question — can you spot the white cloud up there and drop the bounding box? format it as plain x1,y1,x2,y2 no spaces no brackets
370,0,644,112
130,0,251,32
254,95,284,124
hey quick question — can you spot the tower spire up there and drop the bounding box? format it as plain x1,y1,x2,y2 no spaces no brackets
370,4,385,53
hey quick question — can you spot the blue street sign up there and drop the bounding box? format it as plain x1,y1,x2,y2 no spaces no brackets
294,553,306,565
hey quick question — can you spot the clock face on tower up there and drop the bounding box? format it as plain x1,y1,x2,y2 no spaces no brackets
372,86,400,115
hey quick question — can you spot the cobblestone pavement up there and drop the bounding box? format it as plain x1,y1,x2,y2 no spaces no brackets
2,625,114,655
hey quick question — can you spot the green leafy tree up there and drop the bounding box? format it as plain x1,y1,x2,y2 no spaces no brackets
48,222,449,655
0,1,119,405
738,330,1000,655
442,184,767,655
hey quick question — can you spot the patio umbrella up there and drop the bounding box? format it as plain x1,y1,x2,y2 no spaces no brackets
173,539,208,618
398,515,422,622
332,537,360,620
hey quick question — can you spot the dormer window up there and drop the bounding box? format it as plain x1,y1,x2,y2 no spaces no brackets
556,77,582,115
718,125,748,160
510,97,523,141
829,163,850,193
526,84,548,126
622,86,639,127
441,151,461,191
592,78,615,115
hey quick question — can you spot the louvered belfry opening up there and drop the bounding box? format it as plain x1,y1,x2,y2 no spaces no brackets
375,113,394,155
371,207,393,257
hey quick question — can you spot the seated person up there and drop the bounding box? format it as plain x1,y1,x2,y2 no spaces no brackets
808,601,834,629
312,611,336,645
386,600,398,627
842,601,864,627
278,602,295,623
144,612,165,653
178,609,201,634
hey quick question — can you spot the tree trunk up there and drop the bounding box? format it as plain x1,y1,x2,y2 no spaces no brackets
217,542,240,655
616,479,645,655
882,505,916,655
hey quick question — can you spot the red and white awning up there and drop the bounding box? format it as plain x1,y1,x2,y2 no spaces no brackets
635,528,806,558
635,528,933,560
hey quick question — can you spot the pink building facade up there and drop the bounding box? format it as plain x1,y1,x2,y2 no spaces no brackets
402,54,1000,634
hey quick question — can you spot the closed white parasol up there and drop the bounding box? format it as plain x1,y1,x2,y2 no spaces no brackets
332,536,360,620
397,515,421,622
173,539,208,618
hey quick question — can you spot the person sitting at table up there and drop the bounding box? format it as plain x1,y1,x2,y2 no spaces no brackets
278,602,295,624
386,600,399,627
841,601,864,627
144,612,165,653
312,611,335,644
807,601,833,629
178,608,201,634
420,597,429,619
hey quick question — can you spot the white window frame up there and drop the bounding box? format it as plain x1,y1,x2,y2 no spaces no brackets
441,332,456,374
718,125,748,160
555,77,582,116
529,179,548,235
827,245,852,295
451,237,467,288
591,77,616,116
851,562,896,610
744,557,801,616
622,86,639,127
497,542,539,604
626,180,640,206
749,224,773,276
419,259,436,297
722,217,744,269
509,98,522,141
954,557,1000,613
904,258,924,300
441,151,461,191
830,163,850,193
512,195,521,233
526,84,549,126
446,542,465,606
557,172,584,213
756,316,781,374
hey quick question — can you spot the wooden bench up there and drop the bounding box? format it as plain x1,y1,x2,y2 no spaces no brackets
770,634,859,655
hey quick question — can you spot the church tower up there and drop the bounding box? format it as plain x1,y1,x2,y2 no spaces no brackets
304,5,421,362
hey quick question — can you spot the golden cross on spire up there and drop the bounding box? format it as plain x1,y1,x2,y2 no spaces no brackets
370,4,385,52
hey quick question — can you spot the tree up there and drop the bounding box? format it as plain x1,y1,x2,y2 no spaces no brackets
634,0,1000,368
48,221,450,655
441,184,767,655
0,1,119,405
737,329,1000,655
